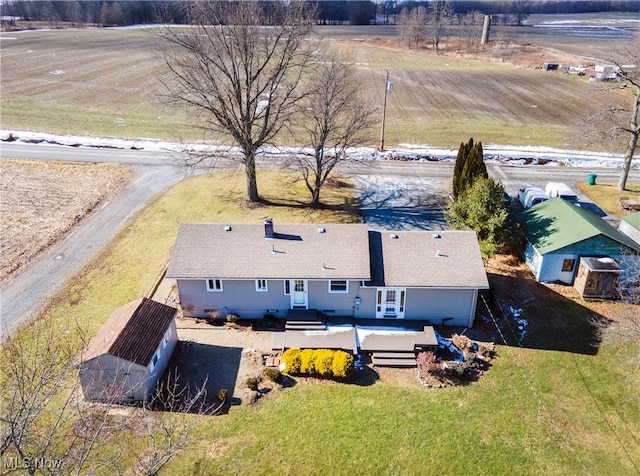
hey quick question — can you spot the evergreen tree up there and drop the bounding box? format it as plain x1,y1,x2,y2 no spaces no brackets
453,137,487,200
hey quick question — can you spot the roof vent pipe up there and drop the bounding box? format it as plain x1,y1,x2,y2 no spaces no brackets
265,218,274,239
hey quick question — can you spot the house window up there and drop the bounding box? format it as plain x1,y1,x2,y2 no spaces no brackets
206,279,223,292
284,280,291,295
329,280,348,293
256,279,268,292
562,259,576,272
376,290,382,313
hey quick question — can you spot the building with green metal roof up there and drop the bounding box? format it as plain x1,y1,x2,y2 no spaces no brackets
521,199,640,285
619,212,640,246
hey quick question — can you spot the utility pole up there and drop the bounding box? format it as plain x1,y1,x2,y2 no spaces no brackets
380,71,393,151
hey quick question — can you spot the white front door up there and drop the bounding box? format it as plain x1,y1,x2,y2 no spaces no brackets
376,288,406,318
291,279,308,308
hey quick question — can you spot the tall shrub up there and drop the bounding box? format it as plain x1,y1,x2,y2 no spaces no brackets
452,138,487,200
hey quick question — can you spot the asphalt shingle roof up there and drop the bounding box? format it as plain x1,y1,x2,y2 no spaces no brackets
368,230,489,288
166,223,372,280
521,198,640,254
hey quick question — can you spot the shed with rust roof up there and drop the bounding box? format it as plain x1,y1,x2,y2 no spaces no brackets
78,298,178,403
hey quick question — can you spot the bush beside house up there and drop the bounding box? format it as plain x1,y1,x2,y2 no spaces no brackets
281,348,354,379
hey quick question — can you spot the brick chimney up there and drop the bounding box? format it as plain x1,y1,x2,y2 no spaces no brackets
264,218,274,239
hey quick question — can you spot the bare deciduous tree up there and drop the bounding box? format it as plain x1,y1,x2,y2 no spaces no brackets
428,0,453,52
290,55,376,207
588,33,640,191
0,324,112,475
158,1,316,202
398,6,428,49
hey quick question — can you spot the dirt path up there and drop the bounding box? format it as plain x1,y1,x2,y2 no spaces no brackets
0,164,186,338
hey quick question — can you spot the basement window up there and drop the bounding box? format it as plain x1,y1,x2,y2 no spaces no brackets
562,259,576,272
206,279,223,292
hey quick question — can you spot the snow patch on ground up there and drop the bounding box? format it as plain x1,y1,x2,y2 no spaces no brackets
355,325,422,347
509,305,528,342
435,330,464,363
1,130,636,169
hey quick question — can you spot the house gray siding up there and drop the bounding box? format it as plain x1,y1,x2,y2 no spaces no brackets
177,279,363,319
308,280,360,317
354,287,477,326
177,279,291,319
404,288,475,325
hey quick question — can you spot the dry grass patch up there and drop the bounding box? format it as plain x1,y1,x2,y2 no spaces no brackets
576,181,640,218
0,159,133,283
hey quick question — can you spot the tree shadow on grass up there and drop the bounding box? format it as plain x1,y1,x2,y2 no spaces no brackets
483,272,611,355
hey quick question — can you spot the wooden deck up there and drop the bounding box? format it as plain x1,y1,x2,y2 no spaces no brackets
272,320,439,367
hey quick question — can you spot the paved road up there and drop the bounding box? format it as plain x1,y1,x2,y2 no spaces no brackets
1,142,637,337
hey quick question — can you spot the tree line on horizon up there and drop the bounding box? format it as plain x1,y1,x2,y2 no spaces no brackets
2,0,638,28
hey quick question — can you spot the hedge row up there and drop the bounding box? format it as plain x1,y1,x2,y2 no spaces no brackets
281,348,354,379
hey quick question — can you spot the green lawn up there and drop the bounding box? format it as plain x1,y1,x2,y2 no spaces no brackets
3,170,639,475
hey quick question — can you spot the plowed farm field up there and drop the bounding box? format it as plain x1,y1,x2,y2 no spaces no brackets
0,160,133,283
0,25,628,148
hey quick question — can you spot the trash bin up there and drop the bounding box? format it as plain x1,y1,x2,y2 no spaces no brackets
588,173,597,185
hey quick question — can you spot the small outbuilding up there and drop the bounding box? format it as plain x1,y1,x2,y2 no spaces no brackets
619,212,640,245
78,298,178,403
573,257,621,298
521,198,640,285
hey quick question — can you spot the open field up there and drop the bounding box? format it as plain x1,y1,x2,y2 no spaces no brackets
1,15,636,149
0,159,133,283
2,170,638,475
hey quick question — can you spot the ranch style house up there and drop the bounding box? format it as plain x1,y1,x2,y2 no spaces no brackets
166,219,489,328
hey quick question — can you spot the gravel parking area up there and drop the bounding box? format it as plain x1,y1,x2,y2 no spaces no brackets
353,175,450,230
171,317,278,404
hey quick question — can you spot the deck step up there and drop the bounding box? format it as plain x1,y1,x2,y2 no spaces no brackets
371,350,417,367
371,351,416,359
285,321,326,331
372,356,417,367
